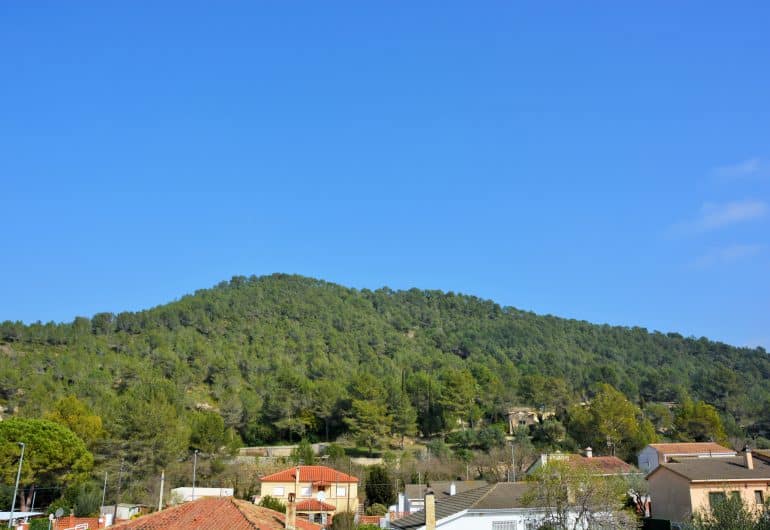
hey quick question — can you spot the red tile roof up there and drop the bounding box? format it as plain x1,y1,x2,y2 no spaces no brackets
571,455,637,475
261,465,359,483
110,497,322,530
296,499,336,512
649,442,735,455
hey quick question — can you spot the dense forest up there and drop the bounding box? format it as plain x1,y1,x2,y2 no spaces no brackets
1,274,768,506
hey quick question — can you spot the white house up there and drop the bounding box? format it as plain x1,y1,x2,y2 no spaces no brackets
389,483,590,530
170,486,234,503
637,442,735,474
100,503,146,520
402,481,487,513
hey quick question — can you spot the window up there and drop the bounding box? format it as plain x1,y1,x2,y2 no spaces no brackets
336,487,347,497
756,490,764,504
708,492,726,508
301,486,312,497
272,487,285,497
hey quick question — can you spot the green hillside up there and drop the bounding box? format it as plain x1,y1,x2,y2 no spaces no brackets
1,274,767,491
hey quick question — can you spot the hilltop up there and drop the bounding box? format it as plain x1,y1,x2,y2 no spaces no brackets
0,274,768,494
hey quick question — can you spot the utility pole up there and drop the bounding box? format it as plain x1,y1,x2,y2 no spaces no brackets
158,470,165,511
8,442,25,528
192,450,199,502
345,459,353,513
113,457,125,522
510,443,517,482
100,472,108,516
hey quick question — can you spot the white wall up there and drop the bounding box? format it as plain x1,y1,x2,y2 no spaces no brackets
395,509,588,530
638,446,659,474
170,487,234,502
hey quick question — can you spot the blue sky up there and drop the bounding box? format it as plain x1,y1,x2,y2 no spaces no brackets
1,2,769,348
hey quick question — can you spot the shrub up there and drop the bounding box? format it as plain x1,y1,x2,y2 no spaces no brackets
258,495,286,513
366,503,388,516
324,443,346,459
331,511,355,530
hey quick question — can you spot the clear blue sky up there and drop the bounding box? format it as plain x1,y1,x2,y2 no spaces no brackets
2,2,769,348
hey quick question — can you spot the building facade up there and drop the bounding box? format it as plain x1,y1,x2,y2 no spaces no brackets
647,450,770,525
259,465,359,523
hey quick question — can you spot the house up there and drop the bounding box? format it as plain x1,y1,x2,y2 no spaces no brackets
402,481,487,513
0,511,44,529
506,407,555,434
259,465,359,524
637,442,736,474
100,503,148,521
390,482,592,530
170,486,234,503
110,496,322,530
647,448,770,526
525,448,638,477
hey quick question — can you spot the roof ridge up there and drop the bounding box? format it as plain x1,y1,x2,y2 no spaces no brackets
467,483,497,508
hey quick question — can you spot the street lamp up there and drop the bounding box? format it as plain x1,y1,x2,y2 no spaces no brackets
8,442,25,528
191,450,199,502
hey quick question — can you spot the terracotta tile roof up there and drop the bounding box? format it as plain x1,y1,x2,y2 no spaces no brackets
296,499,336,512
110,497,322,530
648,442,735,456
570,455,638,475
528,453,638,476
261,465,359,483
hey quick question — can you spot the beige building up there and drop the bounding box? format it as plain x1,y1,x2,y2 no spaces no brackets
259,465,359,524
647,449,770,525
506,407,555,434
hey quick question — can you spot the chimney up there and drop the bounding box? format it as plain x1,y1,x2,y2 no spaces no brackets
424,491,436,530
285,492,297,530
585,447,593,459
744,446,754,470
449,481,456,496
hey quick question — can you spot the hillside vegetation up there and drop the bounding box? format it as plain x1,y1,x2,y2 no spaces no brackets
0,274,768,498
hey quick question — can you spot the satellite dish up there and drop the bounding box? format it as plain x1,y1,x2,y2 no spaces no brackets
55,508,65,518
316,490,326,502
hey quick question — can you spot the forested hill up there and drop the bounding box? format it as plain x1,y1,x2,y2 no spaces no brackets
1,274,768,454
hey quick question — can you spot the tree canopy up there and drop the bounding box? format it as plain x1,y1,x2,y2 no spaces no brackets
566,384,656,459
0,274,768,505
0,418,93,511
524,459,637,530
